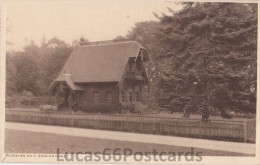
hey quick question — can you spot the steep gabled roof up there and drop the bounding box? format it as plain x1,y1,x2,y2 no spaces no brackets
56,41,146,83
49,74,83,91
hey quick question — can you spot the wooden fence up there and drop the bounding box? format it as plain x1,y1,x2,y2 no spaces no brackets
5,110,256,143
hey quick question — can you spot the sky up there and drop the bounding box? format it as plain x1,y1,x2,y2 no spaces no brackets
6,0,182,51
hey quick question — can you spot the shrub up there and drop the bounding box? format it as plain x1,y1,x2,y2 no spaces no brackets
5,96,22,108
132,102,148,113
120,102,148,113
79,103,119,112
5,91,35,108
5,92,59,108
39,104,58,113
120,102,135,113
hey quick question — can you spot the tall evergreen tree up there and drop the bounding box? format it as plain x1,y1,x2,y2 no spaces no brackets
155,3,257,115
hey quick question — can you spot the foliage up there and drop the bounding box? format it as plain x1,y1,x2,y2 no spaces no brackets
127,3,257,115
132,102,149,113
72,36,89,47
5,94,54,108
120,101,148,113
39,104,58,113
158,3,257,114
79,103,119,112
6,37,73,97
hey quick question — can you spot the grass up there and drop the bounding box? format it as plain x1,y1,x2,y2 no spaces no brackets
5,129,253,156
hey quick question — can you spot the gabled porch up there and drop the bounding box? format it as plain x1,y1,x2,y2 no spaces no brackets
48,74,83,110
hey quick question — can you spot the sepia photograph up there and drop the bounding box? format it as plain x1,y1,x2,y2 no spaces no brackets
0,0,259,164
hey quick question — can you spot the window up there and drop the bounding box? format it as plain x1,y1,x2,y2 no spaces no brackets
105,91,112,102
84,91,88,101
136,56,142,70
93,90,99,103
135,92,140,102
129,60,135,71
121,91,125,102
128,92,133,102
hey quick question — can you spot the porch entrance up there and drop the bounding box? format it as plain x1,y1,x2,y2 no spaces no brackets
51,82,78,111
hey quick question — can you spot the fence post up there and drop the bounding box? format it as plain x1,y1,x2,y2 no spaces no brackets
198,121,201,137
159,118,162,134
48,114,51,125
243,119,247,143
10,113,12,122
71,114,74,127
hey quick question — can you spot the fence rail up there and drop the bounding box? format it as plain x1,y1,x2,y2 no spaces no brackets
5,110,256,143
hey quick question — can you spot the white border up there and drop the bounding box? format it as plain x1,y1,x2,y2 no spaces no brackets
0,0,259,164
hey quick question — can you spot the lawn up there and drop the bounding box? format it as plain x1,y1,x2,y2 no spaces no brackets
5,129,253,156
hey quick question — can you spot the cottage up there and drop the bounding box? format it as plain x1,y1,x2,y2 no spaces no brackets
49,40,149,112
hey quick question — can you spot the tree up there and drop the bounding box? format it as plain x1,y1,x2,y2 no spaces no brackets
126,3,257,115
113,35,126,41
6,52,17,96
38,37,72,94
155,3,257,115
12,50,40,95
6,37,72,96
72,36,89,47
